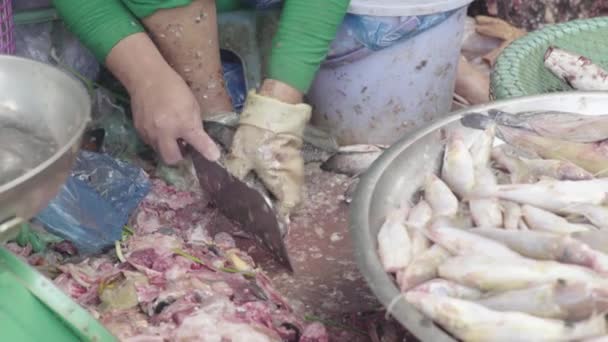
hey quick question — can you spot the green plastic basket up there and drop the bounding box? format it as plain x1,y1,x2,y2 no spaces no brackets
0,247,117,342
491,16,608,100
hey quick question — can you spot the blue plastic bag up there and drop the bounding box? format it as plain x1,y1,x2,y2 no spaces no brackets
222,59,247,111
35,151,150,255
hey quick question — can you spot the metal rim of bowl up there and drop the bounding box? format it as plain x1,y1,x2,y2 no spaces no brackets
0,55,91,196
348,90,608,341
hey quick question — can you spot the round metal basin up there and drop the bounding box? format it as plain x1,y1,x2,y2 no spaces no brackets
349,92,608,341
0,56,90,240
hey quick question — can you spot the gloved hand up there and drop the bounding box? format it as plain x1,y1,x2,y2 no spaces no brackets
225,91,312,216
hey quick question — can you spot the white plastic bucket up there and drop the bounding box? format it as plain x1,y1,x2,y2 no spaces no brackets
308,0,473,145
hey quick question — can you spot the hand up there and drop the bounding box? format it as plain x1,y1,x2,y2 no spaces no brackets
104,33,220,165
130,68,220,164
224,90,311,216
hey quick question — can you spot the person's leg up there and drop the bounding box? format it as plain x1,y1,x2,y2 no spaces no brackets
142,0,234,118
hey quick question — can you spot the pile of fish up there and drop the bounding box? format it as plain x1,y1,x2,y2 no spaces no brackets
8,179,328,342
378,110,608,342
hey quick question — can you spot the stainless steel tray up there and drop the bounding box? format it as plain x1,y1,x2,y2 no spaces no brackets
0,56,90,242
350,91,608,341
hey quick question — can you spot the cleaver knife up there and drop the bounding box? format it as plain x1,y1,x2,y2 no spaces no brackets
181,132,294,272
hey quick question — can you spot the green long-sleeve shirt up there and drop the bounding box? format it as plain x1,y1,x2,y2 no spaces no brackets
51,0,349,93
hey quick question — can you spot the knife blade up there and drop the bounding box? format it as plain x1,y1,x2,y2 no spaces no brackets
187,145,294,272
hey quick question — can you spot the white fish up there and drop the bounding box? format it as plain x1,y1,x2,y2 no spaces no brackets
406,200,432,256
469,125,495,169
441,135,475,198
426,226,521,259
584,336,608,342
424,174,459,217
491,145,594,183
522,205,593,234
518,218,530,230
562,203,608,230
471,227,608,274
377,207,411,272
438,255,606,292
544,46,608,91
573,230,608,254
410,279,482,300
406,291,608,342
475,281,608,321
469,167,503,227
397,245,450,291
474,179,608,214
501,201,521,230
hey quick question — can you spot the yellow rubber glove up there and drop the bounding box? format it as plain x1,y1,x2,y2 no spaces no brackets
225,91,312,217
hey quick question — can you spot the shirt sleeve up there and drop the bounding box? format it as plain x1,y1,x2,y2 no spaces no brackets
121,0,193,19
267,0,351,93
52,0,145,62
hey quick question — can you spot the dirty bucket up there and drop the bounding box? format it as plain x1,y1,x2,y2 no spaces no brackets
307,0,473,145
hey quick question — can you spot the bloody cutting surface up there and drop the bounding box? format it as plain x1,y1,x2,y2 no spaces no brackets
5,162,410,341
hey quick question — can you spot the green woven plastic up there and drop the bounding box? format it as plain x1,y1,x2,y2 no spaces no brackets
491,16,608,100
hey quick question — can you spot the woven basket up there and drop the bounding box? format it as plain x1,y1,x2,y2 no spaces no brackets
491,16,608,100
0,0,14,54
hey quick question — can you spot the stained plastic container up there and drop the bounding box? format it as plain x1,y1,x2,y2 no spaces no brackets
308,0,474,145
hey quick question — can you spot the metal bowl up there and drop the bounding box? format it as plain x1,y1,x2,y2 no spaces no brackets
0,55,90,241
350,91,608,341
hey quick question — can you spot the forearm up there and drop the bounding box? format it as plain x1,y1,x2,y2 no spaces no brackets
141,0,233,116
268,0,350,94
52,0,144,62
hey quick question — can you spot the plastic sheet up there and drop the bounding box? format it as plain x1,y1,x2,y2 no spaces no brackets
13,21,100,83
35,151,151,255
222,58,247,111
90,88,145,161
343,10,458,52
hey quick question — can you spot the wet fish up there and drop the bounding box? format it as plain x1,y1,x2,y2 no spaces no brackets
518,218,530,230
377,207,411,272
441,135,476,197
573,230,608,254
492,109,608,144
475,281,608,321
470,228,608,274
406,200,432,256
469,166,503,227
426,226,521,259
438,255,606,292
473,178,608,214
469,125,496,168
522,205,594,234
319,144,386,176
406,291,608,342
493,124,608,177
491,144,594,183
562,203,608,230
544,46,608,91
410,279,482,300
501,201,521,230
424,174,459,217
397,245,450,291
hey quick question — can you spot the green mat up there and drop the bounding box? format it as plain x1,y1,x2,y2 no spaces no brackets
491,16,608,100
